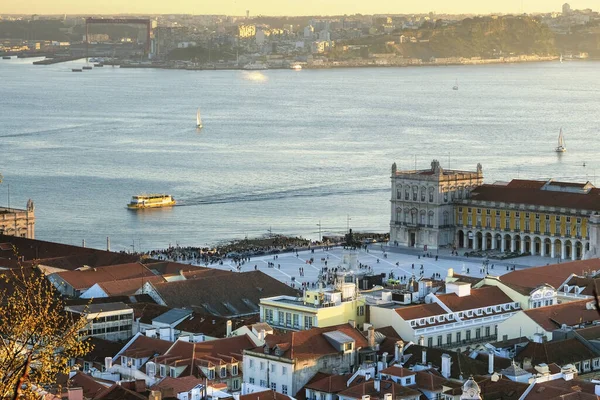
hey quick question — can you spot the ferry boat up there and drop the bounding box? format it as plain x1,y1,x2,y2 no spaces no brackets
127,194,176,209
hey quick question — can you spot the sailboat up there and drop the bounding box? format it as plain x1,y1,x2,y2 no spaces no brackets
452,79,459,90
196,108,203,129
555,128,566,153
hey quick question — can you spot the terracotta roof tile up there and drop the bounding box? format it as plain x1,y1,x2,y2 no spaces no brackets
53,262,155,290
251,323,369,361
304,374,353,393
68,371,107,399
469,181,600,211
380,366,416,377
239,389,291,400
436,286,514,312
523,300,600,331
97,275,166,296
151,376,203,394
118,335,173,361
500,259,600,291
395,303,446,320
150,270,298,317
515,338,597,366
337,379,421,399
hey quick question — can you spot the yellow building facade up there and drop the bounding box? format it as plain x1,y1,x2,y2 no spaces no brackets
455,180,597,260
259,284,366,331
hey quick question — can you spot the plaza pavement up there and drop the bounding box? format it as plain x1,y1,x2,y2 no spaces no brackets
205,244,563,287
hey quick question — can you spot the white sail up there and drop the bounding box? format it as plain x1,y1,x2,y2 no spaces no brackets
555,128,566,152
196,108,203,128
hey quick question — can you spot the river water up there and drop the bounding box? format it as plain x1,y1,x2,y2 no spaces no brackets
1,58,599,251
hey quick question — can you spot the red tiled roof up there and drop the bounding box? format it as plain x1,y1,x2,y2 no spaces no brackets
118,335,173,361
240,390,291,400
523,300,600,331
97,275,165,296
151,376,203,394
500,259,600,291
54,262,155,290
436,286,513,312
468,181,600,211
337,379,421,400
155,334,255,368
253,323,369,361
380,366,416,377
395,303,446,320
68,371,107,399
304,374,353,393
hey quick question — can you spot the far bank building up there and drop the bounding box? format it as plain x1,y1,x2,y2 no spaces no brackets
390,160,483,250
390,160,600,261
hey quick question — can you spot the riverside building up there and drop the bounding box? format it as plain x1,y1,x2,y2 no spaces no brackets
0,199,35,239
390,160,600,260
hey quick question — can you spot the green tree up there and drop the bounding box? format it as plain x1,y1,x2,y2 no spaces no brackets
0,262,91,400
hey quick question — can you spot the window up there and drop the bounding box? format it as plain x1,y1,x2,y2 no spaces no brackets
496,210,500,216
357,305,365,316
505,218,510,230
467,215,472,226
420,212,426,225
546,221,551,234
249,378,255,384
466,330,471,341
535,220,540,232
221,367,227,378
413,187,418,201
485,326,490,337
429,190,434,202
304,315,313,329
566,225,571,236
271,382,277,391
397,189,401,199
421,188,426,202
344,342,353,351
486,216,491,228
447,333,452,344
260,362,265,371
286,312,292,326
170,368,177,378
160,365,166,377
443,212,449,226
525,212,530,218
443,192,448,202
477,208,482,214
428,212,434,226
525,220,530,231
467,208,472,213
594,359,600,369
282,385,288,395
475,328,481,339
437,336,442,346
278,311,284,325
270,364,275,373
293,314,299,327
232,364,238,376
427,337,433,347
458,214,463,225
260,380,267,388
567,216,571,223
208,369,215,380
233,379,240,390
405,189,409,200
516,212,520,218
515,219,520,230
456,332,461,342
265,309,273,322
282,366,287,375
556,215,561,222
249,359,254,369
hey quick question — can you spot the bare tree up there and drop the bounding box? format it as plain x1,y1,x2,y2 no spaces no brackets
0,259,91,399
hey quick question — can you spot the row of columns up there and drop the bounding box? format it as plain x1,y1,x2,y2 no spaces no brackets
459,230,585,261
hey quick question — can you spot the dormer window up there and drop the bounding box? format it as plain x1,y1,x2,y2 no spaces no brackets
410,320,416,327
458,312,463,318
344,342,353,352
420,318,425,325
429,317,435,323
208,368,215,380
448,314,454,320
232,364,238,376
486,307,492,313
476,309,483,316
495,306,501,312
220,366,227,378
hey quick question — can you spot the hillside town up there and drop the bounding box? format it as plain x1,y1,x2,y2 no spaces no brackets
1,3,599,69
4,159,600,399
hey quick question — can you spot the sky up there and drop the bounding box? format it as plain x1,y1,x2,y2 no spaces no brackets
1,0,597,16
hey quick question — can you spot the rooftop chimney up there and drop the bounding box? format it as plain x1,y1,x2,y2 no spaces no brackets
418,336,425,346
441,353,451,378
226,320,232,337
395,340,404,362
149,390,162,400
107,236,110,252
383,394,392,400
374,379,381,392
422,349,427,364
368,326,376,349
533,333,544,343
105,357,112,370
348,319,356,328
488,351,495,374
258,329,266,342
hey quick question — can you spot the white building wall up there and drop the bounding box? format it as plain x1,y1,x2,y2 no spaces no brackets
80,283,109,299
496,311,550,341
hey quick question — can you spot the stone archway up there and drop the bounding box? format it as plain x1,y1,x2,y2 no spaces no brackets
575,241,583,260
544,238,552,257
457,230,465,248
514,235,522,253
475,232,483,250
554,239,562,259
485,233,493,250
534,237,542,256
495,234,502,251
504,234,512,252
524,236,532,254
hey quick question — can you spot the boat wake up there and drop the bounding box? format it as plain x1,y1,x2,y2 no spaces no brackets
176,186,388,207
